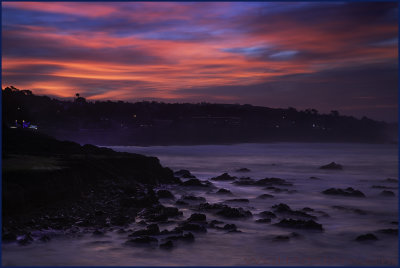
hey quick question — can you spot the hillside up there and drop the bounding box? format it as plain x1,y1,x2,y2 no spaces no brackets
2,86,397,145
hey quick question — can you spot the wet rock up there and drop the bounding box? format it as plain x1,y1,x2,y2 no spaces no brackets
17,233,33,245
157,190,175,199
309,176,321,180
355,233,378,242
391,221,398,225
187,213,207,222
126,236,158,244
140,205,183,222
255,218,271,223
39,234,51,242
319,162,343,170
257,194,274,199
198,202,227,211
322,187,365,197
208,220,224,228
159,240,174,249
159,229,183,236
272,203,317,219
259,211,277,218
236,168,250,172
110,215,131,226
211,173,236,181
232,177,256,186
216,188,232,195
222,224,238,232
380,190,395,197
331,206,367,215
93,229,105,236
129,224,160,237
166,232,195,242
302,207,314,212
275,219,323,230
2,232,17,242
174,169,196,178
273,235,290,241
371,185,398,189
175,200,189,205
177,222,207,232
180,195,206,202
384,178,398,183
216,207,252,218
376,229,398,235
225,198,249,203
181,179,211,187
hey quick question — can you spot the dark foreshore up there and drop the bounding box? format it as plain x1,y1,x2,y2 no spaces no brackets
2,127,180,240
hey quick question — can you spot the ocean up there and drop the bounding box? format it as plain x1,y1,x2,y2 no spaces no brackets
2,143,398,266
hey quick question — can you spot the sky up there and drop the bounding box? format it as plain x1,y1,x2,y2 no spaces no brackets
2,2,398,122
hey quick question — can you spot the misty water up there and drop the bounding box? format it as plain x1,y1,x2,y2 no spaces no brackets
2,143,398,266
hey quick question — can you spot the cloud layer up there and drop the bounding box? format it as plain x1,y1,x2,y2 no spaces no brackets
2,2,398,121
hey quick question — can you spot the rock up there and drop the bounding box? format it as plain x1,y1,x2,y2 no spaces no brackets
159,240,174,249
232,177,256,186
272,203,291,212
129,224,160,236
272,203,316,219
159,229,183,236
331,205,367,215
17,233,33,245
371,185,398,189
211,173,236,181
309,176,321,180
177,222,207,232
2,232,17,242
380,190,395,197
302,207,314,212
166,232,195,242
255,218,271,223
180,195,206,202
157,190,175,199
110,215,131,226
208,220,224,228
225,199,249,203
175,200,189,205
275,219,323,230
216,188,232,194
216,207,252,218
319,162,343,170
140,205,183,222
384,178,398,183
273,235,290,241
197,202,227,211
322,187,365,197
377,229,398,235
259,211,277,218
236,168,250,172
187,213,207,222
257,194,274,199
355,233,378,242
222,224,238,232
126,236,158,244
93,229,105,236
181,179,211,187
174,169,196,178
39,234,51,242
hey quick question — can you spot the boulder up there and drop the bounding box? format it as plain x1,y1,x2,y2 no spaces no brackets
181,179,211,187
319,162,343,170
216,188,232,195
322,187,365,197
257,194,274,199
187,213,207,222
216,207,252,218
157,190,175,199
174,169,196,178
236,168,250,172
255,218,271,223
355,233,378,242
159,240,174,249
211,173,236,181
129,224,160,236
225,199,249,203
380,190,395,197
126,236,158,244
